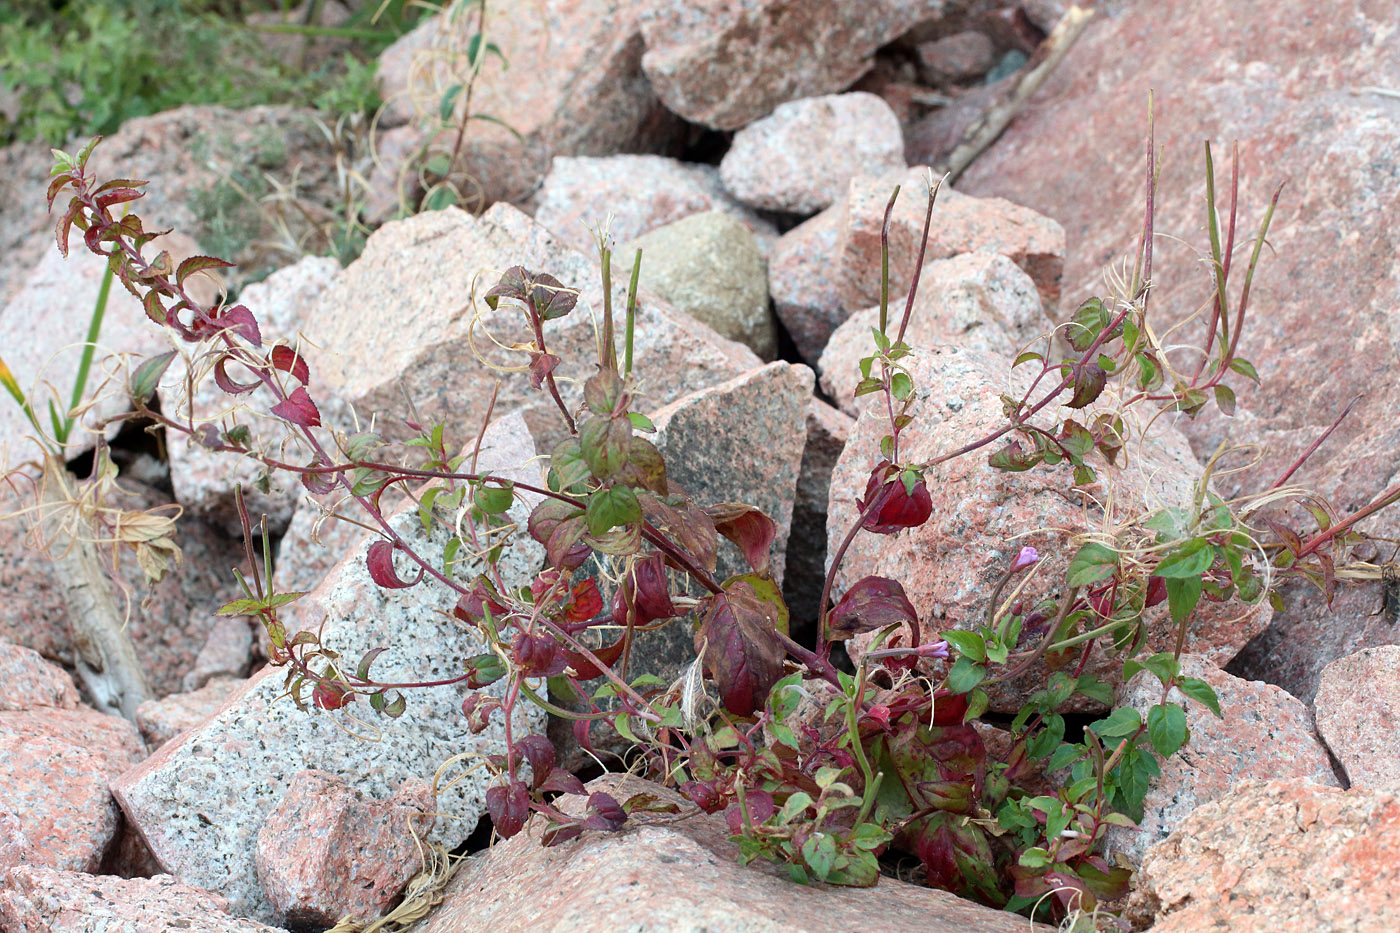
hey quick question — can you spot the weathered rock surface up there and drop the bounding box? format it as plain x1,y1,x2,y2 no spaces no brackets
111,414,546,922
653,361,813,585
954,0,1400,704
165,255,341,538
1314,645,1400,787
0,479,245,698
786,401,854,629
827,346,1270,710
917,31,998,84
624,211,776,359
767,203,847,364
0,866,282,933
719,92,905,214
638,1,946,131
0,641,83,711
415,774,1048,933
533,154,778,260
133,677,245,749
819,252,1048,415
839,168,1065,314
183,617,255,693
256,770,434,928
0,139,56,308
0,707,145,872
1106,656,1337,865
376,0,673,205
1127,780,1400,932
302,203,760,457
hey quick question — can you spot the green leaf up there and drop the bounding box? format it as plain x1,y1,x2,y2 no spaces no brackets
473,481,514,515
1147,702,1189,758
801,833,837,883
438,83,464,122
1213,383,1236,416
1229,357,1260,383
128,350,177,405
1067,542,1119,587
627,411,655,432
947,656,985,694
1176,676,1223,718
942,630,986,664
890,371,913,400
586,485,641,536
1155,539,1216,578
1165,576,1202,625
1013,350,1043,368
1089,706,1142,739
778,792,813,824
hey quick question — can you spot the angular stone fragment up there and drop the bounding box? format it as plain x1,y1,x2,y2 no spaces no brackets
652,361,813,586
165,255,341,538
839,168,1065,314
182,617,254,693
917,31,998,83
625,211,776,360
638,1,943,131
719,92,905,215
0,708,144,872
1314,645,1400,787
0,641,82,711
785,400,853,629
1105,656,1337,865
302,204,760,458
256,771,434,928
414,775,1048,933
1127,780,1400,932
827,347,1270,710
134,677,245,749
533,154,779,260
768,204,847,364
0,866,282,933
112,414,547,922
375,0,673,205
819,252,1049,415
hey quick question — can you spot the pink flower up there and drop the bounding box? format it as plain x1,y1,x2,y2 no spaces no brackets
1010,546,1039,573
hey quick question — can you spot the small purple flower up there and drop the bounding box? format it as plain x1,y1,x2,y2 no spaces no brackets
1010,546,1039,573
917,640,951,660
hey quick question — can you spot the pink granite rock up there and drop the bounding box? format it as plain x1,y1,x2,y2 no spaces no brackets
302,203,761,458
532,154,778,260
719,92,906,215
839,168,1065,315
827,346,1270,711
414,774,1048,933
1106,656,1338,865
0,479,245,698
112,413,545,922
375,0,673,205
1314,645,1400,787
0,708,144,872
0,866,282,933
767,203,847,364
0,140,56,308
819,252,1049,415
1126,780,1400,932
0,641,82,711
624,211,776,359
652,361,813,585
917,31,998,84
638,1,945,131
952,0,1400,703
165,255,341,538
134,677,245,749
256,771,434,928
182,617,254,693
785,400,854,628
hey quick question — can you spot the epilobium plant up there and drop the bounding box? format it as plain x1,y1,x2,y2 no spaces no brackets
35,119,1398,926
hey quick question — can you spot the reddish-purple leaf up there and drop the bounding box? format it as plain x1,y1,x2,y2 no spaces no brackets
461,694,501,734
300,456,338,495
213,357,261,395
680,780,724,813
54,197,82,258
829,576,919,641
706,504,777,576
724,789,775,834
270,344,310,384
530,273,578,321
527,499,590,570
611,552,675,627
561,635,626,681
94,187,143,212
859,462,933,534
581,792,626,832
515,734,557,787
528,351,561,390
485,781,531,839
46,173,75,211
618,437,667,496
175,254,234,289
270,386,321,427
482,266,530,309
538,768,587,796
1068,361,1108,409
312,679,355,711
639,494,718,574
219,305,261,347
511,632,567,677
696,580,786,717
454,576,509,624
365,539,424,590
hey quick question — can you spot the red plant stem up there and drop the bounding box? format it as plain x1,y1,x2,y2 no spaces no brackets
1267,395,1361,492
524,295,576,435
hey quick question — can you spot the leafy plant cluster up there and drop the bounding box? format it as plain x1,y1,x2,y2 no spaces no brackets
30,124,1396,929
0,0,422,147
